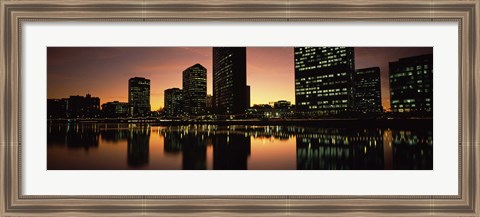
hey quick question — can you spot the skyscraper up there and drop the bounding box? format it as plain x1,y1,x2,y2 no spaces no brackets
182,64,207,115
354,67,382,113
389,54,433,113
128,77,150,117
294,47,355,116
213,47,248,115
164,88,185,117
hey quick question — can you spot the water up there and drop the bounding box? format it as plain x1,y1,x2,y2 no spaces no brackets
47,123,433,170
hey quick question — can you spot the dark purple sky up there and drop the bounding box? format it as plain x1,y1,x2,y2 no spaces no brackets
48,47,432,110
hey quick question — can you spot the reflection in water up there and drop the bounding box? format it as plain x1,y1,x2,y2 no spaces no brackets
212,133,251,170
127,126,150,167
47,123,433,170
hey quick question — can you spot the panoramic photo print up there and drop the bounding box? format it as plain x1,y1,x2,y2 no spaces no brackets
47,47,433,170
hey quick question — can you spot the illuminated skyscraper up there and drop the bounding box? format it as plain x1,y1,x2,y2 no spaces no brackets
294,47,355,116
213,47,248,115
164,88,185,117
128,77,150,117
389,54,433,113
182,64,207,115
354,67,382,113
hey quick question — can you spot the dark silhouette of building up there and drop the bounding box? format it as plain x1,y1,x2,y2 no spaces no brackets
101,101,129,118
294,47,355,116
274,100,291,109
183,64,207,115
389,54,433,113
213,47,248,115
164,88,185,117
128,77,150,117
47,98,68,119
353,67,382,113
65,94,100,118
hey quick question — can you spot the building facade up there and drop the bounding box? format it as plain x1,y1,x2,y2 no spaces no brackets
182,64,207,115
294,47,355,116
389,54,433,113
47,98,68,119
128,77,151,117
353,67,383,113
164,88,185,117
101,101,129,118
212,47,248,115
65,94,100,118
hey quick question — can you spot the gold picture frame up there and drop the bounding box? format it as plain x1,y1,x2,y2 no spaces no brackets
0,0,478,216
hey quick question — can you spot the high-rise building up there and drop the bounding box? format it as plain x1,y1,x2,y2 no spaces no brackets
164,88,185,117
213,47,248,115
389,54,433,113
294,47,355,116
65,94,100,118
128,77,150,117
101,101,129,118
354,67,382,113
182,64,207,115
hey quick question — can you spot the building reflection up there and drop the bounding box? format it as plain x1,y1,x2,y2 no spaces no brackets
390,129,433,169
47,123,433,170
296,128,384,170
212,133,251,170
162,125,250,170
127,125,150,167
47,123,100,150
296,128,432,170
99,124,129,142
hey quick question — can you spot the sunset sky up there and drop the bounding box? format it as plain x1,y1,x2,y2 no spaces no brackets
47,47,433,111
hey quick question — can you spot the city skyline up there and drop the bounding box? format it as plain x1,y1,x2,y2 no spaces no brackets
47,47,433,111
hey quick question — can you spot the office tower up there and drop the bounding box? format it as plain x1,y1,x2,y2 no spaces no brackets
65,94,100,118
354,67,382,113
128,77,150,117
101,101,129,118
182,64,207,115
212,47,248,115
389,54,433,113
294,47,355,116
164,88,185,117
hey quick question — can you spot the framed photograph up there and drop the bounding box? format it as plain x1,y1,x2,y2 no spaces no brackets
1,0,478,216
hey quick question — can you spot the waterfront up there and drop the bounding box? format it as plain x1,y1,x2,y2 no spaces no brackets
47,123,433,170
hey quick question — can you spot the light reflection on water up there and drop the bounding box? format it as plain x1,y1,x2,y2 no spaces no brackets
47,123,433,170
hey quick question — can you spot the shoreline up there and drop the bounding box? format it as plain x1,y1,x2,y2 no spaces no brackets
47,118,433,128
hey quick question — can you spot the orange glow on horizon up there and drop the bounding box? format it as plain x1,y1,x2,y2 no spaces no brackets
48,47,432,111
